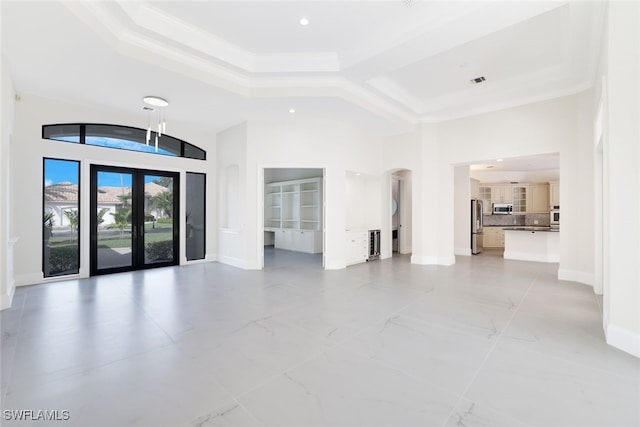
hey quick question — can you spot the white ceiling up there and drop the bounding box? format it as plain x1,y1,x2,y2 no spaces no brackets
1,1,605,135
470,153,560,172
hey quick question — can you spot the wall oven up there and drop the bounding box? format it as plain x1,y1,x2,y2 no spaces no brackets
550,206,560,228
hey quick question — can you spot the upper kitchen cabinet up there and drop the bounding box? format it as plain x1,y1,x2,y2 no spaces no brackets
480,182,550,213
479,186,492,213
512,186,527,213
470,178,480,199
527,184,550,213
549,181,560,207
491,185,513,204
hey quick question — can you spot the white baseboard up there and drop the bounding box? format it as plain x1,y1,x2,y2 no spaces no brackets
557,269,595,287
324,259,347,270
216,255,249,270
0,286,15,310
411,255,456,266
15,273,45,287
455,248,472,256
503,251,559,263
606,324,640,358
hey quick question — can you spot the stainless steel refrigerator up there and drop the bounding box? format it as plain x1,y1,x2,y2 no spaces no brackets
471,199,483,254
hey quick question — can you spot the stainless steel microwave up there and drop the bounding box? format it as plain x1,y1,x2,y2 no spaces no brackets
492,203,513,215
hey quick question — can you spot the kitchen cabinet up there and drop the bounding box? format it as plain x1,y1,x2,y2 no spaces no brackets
346,230,368,265
527,184,549,213
491,185,513,204
274,229,323,254
480,182,550,214
265,177,323,253
484,227,505,248
479,187,492,213
512,186,527,213
549,181,560,207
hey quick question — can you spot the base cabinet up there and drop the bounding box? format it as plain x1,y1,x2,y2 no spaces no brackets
346,231,368,266
484,227,505,248
274,230,322,254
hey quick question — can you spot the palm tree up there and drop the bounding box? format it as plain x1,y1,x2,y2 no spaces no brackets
63,209,79,234
96,208,109,237
109,208,131,238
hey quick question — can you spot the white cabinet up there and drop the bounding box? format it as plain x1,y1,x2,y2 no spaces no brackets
480,182,550,214
274,229,323,254
527,184,549,213
484,227,505,248
346,230,368,266
479,187,492,214
512,186,527,213
549,181,560,207
491,185,513,203
265,177,323,253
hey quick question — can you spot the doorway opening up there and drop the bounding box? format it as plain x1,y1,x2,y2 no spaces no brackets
262,168,324,270
391,170,412,257
90,165,179,275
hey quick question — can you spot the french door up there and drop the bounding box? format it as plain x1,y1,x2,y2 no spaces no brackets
90,165,179,275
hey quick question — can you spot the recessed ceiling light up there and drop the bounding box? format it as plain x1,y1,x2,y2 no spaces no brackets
299,17,309,26
496,158,503,162
289,109,296,114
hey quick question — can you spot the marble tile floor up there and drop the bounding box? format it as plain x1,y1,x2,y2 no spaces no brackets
1,248,639,427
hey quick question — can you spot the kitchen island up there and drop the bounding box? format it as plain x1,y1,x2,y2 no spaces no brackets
502,227,559,263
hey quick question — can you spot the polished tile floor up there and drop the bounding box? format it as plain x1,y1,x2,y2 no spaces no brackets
2,248,639,426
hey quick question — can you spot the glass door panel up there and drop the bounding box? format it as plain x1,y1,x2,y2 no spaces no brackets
96,170,133,271
91,166,179,275
143,174,175,265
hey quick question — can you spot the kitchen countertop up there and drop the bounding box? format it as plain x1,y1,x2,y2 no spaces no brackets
502,226,559,232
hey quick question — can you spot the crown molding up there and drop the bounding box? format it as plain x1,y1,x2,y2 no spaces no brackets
62,1,417,127
118,1,341,73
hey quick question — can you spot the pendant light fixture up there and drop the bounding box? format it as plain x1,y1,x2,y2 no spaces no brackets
143,96,169,152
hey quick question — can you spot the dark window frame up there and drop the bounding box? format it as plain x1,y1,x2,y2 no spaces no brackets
42,123,206,160
43,157,81,278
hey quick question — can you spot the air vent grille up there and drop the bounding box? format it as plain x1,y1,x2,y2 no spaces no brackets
470,76,486,84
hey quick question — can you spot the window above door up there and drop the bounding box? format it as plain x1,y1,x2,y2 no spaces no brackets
42,123,206,160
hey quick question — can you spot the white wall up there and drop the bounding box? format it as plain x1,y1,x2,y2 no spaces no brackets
380,131,421,260
558,87,596,286
244,119,383,270
1,55,16,309
396,169,413,254
439,95,584,275
454,166,471,256
10,93,215,286
216,122,248,268
265,168,322,183
603,1,640,357
345,171,381,231
471,169,560,183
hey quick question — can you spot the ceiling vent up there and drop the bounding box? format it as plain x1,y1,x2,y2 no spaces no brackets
470,76,486,84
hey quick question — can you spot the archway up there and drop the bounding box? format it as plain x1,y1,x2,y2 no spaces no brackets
382,169,413,259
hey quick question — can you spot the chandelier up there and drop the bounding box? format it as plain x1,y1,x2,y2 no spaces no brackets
143,96,168,151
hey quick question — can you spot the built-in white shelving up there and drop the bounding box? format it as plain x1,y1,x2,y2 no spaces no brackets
264,177,323,253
